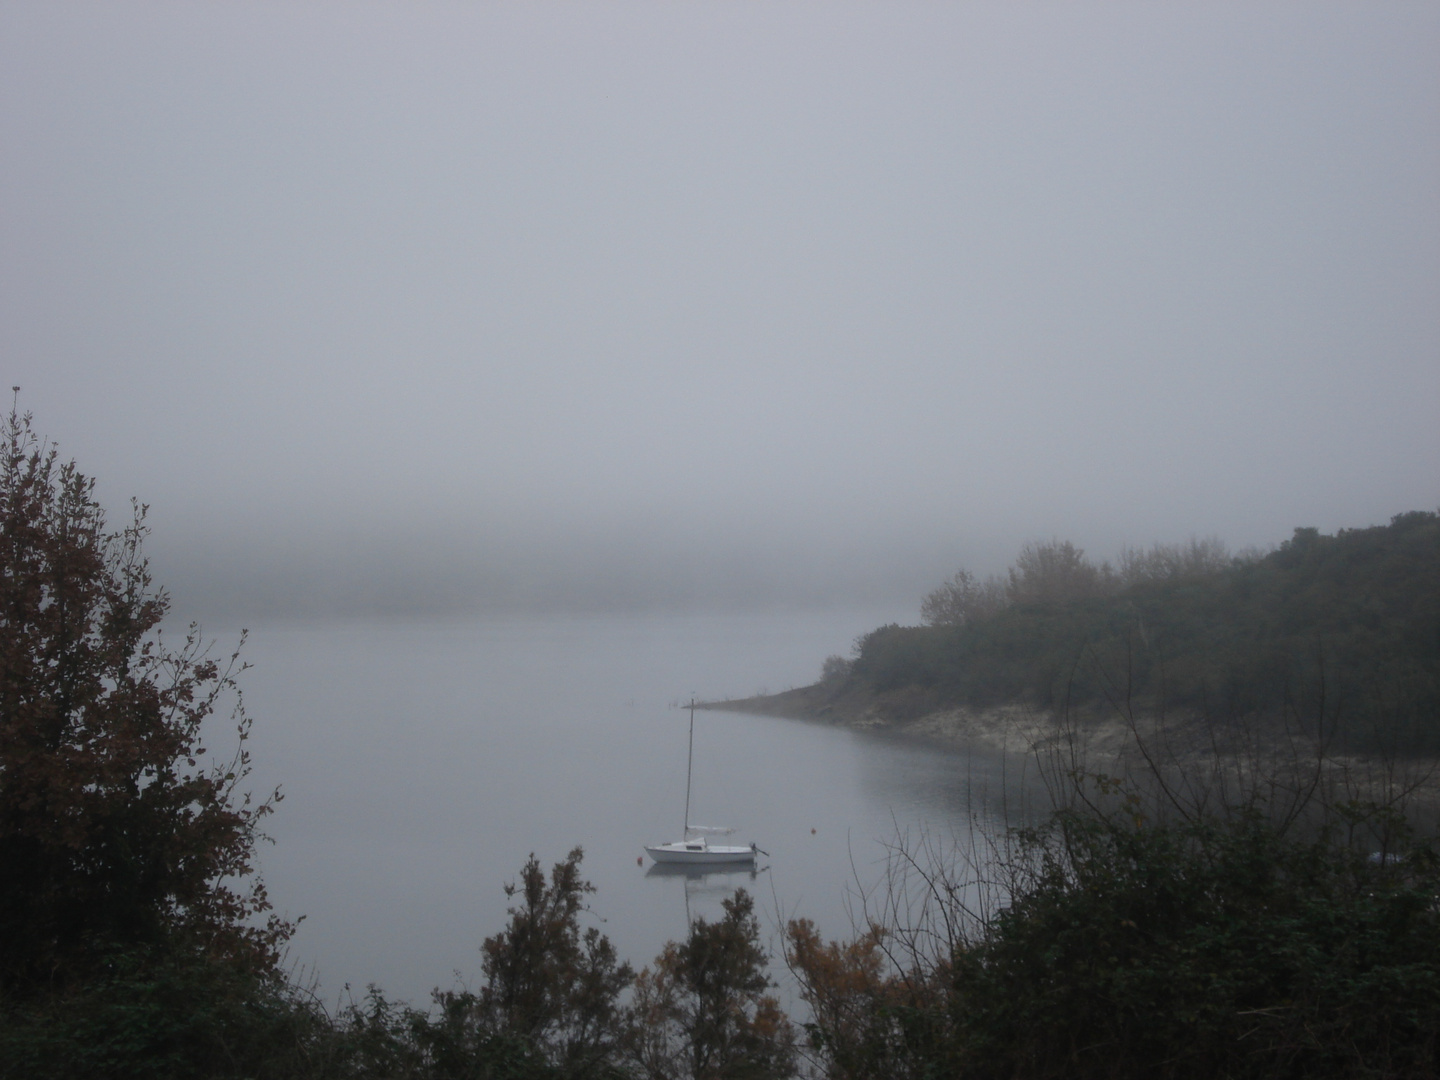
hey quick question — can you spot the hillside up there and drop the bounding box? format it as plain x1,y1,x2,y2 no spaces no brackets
707,512,1440,755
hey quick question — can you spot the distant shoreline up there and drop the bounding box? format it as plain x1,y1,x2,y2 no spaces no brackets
695,683,1077,759
695,685,1434,801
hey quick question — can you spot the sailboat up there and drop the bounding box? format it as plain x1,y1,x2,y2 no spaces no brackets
644,699,759,865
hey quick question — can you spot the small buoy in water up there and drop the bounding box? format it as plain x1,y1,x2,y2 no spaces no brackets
636,856,643,866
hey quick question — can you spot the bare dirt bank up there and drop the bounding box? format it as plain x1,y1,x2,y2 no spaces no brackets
697,685,1440,822
695,682,1084,758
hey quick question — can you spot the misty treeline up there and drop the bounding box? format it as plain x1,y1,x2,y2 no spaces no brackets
827,516,1440,755
3,405,1439,1078
919,536,1237,627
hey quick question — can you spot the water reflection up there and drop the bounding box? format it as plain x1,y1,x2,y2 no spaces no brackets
644,861,770,925
643,861,766,881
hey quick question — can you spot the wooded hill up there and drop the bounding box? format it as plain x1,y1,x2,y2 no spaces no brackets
834,512,1439,754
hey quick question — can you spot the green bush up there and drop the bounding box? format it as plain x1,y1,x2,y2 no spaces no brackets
0,948,327,1080
792,797,1440,1080
952,808,1440,1078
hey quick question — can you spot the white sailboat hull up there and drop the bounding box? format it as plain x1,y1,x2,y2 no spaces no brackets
644,840,757,865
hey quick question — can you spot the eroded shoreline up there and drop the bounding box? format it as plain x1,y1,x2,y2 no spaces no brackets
696,685,1440,819
695,683,1087,758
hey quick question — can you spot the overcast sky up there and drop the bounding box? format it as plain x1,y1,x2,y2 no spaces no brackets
2,3,1436,617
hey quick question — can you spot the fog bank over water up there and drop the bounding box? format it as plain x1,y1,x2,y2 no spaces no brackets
149,522,957,619
147,503,1414,621
4,3,1437,619
145,506,1035,619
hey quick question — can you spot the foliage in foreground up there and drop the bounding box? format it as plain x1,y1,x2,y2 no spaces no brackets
12,804,1437,1080
2,852,792,1080
1,951,327,1080
788,788,1440,1080
419,846,636,1079
0,403,288,1002
629,889,795,1080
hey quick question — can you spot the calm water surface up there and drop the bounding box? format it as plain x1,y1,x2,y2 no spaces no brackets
227,611,1038,1006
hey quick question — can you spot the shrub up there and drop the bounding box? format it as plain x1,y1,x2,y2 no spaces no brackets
628,889,795,1079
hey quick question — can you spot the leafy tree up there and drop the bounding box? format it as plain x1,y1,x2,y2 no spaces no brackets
786,919,941,1080
819,655,852,687
627,889,795,1080
1114,537,1232,588
1006,539,1107,606
434,847,632,1078
919,569,1008,628
0,403,287,993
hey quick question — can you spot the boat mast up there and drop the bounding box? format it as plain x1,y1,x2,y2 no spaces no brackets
683,697,695,837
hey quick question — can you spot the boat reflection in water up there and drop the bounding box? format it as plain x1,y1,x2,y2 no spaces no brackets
643,860,766,882
644,858,769,923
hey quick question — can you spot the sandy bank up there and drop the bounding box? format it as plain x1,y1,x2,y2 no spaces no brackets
695,682,1091,758
699,683,1440,825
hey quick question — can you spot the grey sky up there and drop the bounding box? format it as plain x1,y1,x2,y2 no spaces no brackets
3,3,1437,616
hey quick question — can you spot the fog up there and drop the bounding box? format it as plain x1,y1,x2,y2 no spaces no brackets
3,3,1437,618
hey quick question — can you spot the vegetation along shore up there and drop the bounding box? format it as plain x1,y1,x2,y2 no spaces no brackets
706,516,1440,763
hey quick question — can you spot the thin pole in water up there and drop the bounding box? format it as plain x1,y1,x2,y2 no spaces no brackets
683,697,695,837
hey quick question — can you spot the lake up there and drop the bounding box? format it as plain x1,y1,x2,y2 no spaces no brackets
226,609,1039,1007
